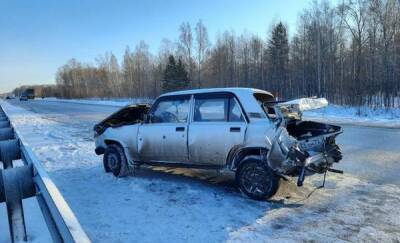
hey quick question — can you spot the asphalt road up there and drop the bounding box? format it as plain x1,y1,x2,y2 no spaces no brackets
9,99,400,186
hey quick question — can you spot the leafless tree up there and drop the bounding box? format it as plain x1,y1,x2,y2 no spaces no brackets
178,22,194,81
195,20,210,87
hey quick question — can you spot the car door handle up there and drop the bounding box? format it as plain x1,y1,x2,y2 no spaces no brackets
176,127,185,132
230,127,241,132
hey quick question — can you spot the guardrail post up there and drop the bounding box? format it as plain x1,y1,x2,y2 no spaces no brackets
0,139,20,169
0,138,27,242
0,127,14,141
1,165,35,242
0,121,10,128
0,165,36,204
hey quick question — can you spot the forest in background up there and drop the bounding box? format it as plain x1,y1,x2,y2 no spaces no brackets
15,0,400,108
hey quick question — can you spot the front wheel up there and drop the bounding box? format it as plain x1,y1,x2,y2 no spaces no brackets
236,158,280,200
103,144,129,177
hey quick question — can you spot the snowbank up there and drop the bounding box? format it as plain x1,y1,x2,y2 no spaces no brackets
303,105,400,128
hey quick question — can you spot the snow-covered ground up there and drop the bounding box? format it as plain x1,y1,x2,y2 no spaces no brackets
1,100,400,242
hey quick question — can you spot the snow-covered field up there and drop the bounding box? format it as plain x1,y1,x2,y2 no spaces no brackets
303,104,400,128
1,100,400,242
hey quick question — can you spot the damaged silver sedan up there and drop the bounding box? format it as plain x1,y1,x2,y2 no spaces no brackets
93,88,343,200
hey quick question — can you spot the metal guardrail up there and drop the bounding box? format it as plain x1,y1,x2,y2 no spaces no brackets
0,104,91,243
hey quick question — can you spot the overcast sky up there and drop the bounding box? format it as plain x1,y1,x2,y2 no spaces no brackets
0,0,313,93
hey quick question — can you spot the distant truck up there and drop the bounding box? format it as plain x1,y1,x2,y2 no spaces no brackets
25,88,35,99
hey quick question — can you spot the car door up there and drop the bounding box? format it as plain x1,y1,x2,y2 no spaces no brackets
138,95,190,163
188,93,247,166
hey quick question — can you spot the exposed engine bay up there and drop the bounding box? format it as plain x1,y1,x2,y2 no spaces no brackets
263,98,343,186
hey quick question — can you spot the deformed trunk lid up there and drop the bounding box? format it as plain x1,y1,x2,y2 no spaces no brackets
279,98,328,112
274,98,328,120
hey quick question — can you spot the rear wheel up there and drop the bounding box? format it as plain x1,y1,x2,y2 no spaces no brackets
103,144,129,177
236,158,280,200
326,144,342,162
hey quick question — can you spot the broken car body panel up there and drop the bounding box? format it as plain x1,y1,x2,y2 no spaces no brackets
94,88,343,188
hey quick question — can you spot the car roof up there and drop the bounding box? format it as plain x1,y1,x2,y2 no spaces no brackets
160,87,274,98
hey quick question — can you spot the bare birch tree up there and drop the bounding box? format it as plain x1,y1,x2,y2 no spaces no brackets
195,20,210,88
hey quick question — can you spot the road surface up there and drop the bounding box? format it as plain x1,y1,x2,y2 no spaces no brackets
3,99,400,242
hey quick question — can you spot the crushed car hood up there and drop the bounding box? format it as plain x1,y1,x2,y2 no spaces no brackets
94,103,151,136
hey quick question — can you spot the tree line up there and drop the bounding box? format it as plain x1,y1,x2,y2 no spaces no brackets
42,0,400,108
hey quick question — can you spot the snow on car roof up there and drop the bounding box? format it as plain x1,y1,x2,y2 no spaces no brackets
160,87,274,98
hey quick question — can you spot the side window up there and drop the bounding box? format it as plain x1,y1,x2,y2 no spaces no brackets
151,98,189,123
228,98,244,122
194,98,228,122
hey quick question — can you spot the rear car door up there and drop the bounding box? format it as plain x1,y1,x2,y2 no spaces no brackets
138,95,190,163
188,93,247,165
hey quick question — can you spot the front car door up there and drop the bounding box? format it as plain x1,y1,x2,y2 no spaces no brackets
188,93,247,166
138,95,191,163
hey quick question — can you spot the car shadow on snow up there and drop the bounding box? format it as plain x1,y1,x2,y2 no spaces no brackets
129,165,308,207
48,164,326,242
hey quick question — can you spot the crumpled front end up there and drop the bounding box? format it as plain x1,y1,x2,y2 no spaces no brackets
266,122,343,186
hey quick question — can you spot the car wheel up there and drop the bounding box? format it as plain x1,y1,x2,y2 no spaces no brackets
103,150,111,173
103,144,128,177
236,158,280,200
327,144,342,162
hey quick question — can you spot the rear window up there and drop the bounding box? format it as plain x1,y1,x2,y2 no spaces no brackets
194,98,227,122
194,97,245,122
254,92,275,118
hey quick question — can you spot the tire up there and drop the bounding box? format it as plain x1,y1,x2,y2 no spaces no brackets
327,144,342,162
103,144,129,177
236,158,280,200
103,151,111,173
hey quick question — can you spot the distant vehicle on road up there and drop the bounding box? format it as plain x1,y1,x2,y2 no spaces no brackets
20,95,28,101
25,88,35,99
94,88,343,200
